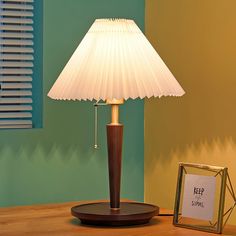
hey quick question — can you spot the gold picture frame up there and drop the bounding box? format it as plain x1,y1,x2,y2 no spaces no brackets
173,162,236,234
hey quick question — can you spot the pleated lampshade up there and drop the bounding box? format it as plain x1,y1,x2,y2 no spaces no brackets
48,19,185,101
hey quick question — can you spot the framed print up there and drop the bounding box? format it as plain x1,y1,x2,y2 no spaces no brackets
173,163,236,234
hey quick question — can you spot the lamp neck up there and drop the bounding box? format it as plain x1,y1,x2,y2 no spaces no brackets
111,105,119,124
106,99,124,125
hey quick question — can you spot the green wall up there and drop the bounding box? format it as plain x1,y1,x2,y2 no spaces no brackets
0,0,144,207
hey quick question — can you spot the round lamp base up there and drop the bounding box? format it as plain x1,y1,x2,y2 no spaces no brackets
71,202,159,226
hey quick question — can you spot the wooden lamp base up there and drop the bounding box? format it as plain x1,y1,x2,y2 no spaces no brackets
71,202,159,226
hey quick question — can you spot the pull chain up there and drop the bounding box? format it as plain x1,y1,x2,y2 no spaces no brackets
93,102,107,149
94,104,98,149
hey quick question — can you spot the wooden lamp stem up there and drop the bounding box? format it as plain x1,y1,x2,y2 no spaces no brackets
106,99,124,209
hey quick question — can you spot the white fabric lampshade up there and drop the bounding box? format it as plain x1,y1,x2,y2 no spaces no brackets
48,19,185,101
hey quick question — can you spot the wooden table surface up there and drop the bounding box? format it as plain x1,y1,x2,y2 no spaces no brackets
0,201,236,236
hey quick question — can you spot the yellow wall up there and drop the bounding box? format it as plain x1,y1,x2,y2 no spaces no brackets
145,0,236,225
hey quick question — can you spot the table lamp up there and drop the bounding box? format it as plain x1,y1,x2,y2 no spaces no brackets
48,18,185,226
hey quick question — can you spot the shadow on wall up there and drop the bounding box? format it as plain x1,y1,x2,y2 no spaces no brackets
145,94,236,169
0,101,96,161
0,101,107,206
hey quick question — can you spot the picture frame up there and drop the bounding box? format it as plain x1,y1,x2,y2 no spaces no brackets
173,162,236,234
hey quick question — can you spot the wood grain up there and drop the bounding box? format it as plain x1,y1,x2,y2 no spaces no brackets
107,124,123,209
0,201,236,236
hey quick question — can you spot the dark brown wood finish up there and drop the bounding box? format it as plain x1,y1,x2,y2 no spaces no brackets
106,124,123,209
71,202,159,226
